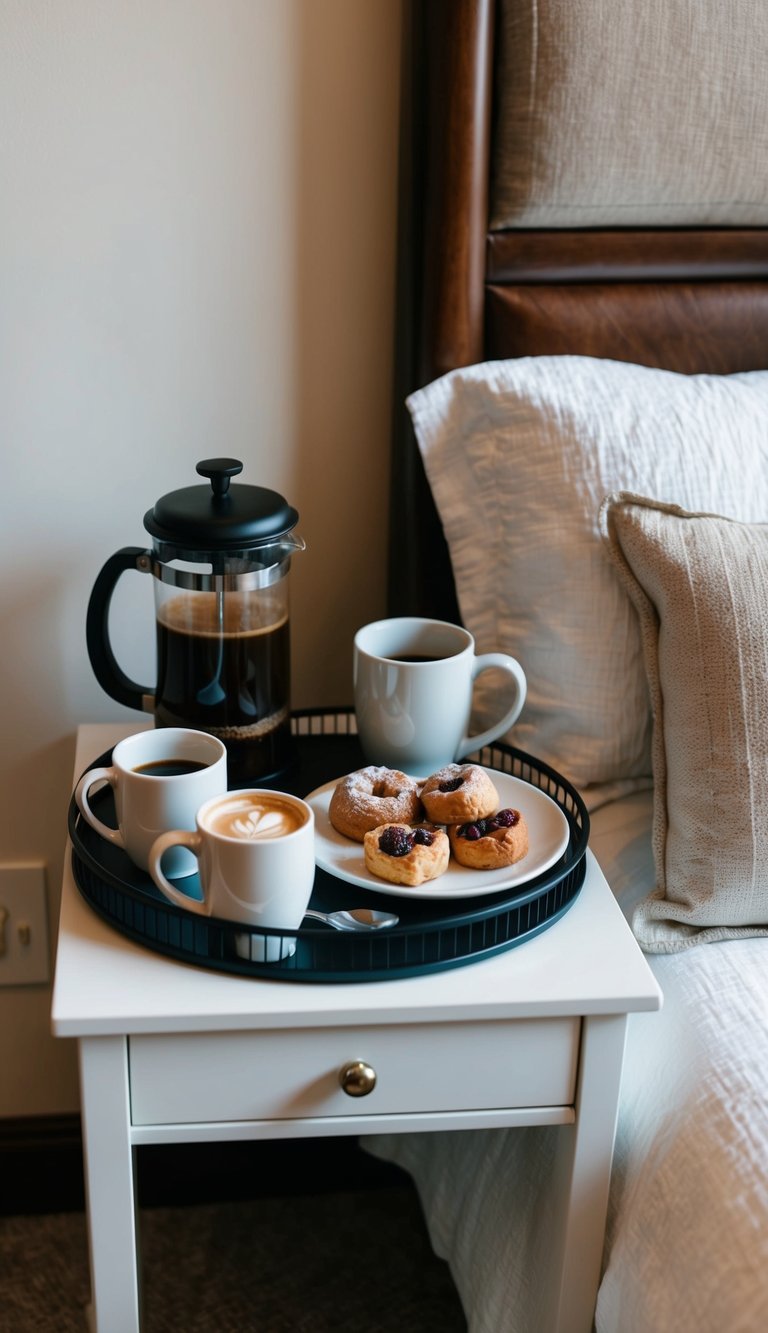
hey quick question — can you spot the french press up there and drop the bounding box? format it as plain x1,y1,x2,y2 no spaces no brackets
86,459,304,786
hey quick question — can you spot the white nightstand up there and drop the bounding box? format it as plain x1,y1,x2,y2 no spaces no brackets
52,724,661,1333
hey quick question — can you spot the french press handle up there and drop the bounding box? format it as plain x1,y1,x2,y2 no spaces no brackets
85,547,155,714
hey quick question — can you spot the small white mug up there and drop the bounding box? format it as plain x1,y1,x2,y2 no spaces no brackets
354,617,527,774
147,789,315,962
75,728,228,879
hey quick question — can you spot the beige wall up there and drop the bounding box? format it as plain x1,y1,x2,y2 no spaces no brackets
0,0,401,1116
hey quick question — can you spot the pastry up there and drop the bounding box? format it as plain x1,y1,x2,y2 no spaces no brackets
329,766,423,842
363,822,450,886
420,763,499,823
448,808,529,870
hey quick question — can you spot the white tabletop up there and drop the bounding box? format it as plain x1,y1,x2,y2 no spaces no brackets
51,724,662,1037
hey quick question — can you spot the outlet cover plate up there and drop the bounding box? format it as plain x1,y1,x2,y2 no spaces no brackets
0,864,50,986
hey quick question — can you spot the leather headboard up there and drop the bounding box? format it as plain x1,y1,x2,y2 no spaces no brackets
388,0,768,618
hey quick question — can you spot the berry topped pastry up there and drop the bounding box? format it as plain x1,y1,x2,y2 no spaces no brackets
448,808,529,870
363,822,450,887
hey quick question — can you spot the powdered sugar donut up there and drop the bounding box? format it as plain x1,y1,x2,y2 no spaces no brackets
448,809,529,870
420,763,499,823
329,766,423,842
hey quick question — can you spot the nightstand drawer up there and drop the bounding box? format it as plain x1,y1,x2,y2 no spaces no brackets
129,1018,580,1125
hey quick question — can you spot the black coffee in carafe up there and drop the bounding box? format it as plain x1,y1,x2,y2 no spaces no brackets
154,590,293,784
86,459,304,786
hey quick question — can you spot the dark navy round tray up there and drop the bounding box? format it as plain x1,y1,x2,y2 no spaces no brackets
68,708,589,982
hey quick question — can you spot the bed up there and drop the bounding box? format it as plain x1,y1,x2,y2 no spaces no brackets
369,2,768,1329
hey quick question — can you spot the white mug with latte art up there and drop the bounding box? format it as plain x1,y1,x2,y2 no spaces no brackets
147,789,315,961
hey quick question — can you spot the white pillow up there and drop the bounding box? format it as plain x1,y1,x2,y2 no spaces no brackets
407,356,768,795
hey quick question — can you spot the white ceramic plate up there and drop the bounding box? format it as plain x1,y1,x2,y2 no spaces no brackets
304,767,571,900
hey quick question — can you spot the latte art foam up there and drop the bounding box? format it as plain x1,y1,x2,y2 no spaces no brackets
205,794,304,841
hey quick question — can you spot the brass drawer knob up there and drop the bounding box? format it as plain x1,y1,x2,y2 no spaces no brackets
339,1060,377,1097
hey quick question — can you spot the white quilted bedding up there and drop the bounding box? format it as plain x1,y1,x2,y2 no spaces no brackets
367,791,768,1332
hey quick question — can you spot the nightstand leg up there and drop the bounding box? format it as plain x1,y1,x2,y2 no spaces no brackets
548,1013,628,1333
79,1036,141,1333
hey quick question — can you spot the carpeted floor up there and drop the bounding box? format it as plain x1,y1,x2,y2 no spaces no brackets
0,1185,467,1332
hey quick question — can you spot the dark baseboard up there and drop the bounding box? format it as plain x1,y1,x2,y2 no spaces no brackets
1,1115,86,1215
0,1114,408,1217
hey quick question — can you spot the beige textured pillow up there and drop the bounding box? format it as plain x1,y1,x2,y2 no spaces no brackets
492,0,768,228
601,493,768,953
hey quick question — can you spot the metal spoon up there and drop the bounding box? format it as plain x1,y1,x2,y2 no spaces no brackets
303,907,399,932
197,588,226,707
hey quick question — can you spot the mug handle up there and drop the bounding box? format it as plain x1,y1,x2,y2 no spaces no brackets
148,830,208,915
456,654,527,759
74,766,125,851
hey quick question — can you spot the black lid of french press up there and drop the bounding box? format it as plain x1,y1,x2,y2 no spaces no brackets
143,459,299,552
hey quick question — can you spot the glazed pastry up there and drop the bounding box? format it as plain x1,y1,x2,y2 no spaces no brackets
329,766,423,842
363,822,450,887
448,809,529,870
420,763,499,824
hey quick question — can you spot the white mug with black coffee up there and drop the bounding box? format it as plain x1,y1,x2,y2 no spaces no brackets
74,728,227,879
354,617,527,773
147,790,315,961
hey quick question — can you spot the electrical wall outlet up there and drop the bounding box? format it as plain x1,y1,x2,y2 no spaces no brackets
0,864,50,986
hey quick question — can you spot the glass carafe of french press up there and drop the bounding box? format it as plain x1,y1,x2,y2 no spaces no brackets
86,459,304,785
